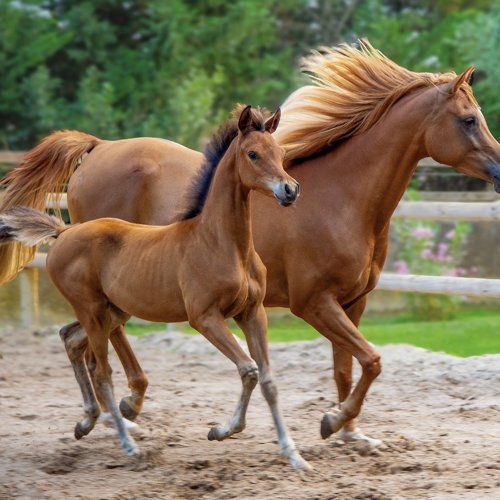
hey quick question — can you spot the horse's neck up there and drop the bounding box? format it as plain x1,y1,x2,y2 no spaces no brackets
198,143,253,256
326,87,435,231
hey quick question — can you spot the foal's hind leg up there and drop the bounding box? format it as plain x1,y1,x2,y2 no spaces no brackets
188,312,259,441
235,305,311,470
86,325,147,425
109,325,149,421
59,321,100,439
81,315,138,456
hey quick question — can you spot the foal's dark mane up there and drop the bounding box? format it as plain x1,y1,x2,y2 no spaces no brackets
180,106,267,220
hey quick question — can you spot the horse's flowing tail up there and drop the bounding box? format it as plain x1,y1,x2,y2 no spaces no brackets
0,207,67,247
0,130,103,284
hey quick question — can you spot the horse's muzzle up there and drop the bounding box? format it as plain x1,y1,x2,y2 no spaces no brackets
275,180,300,207
487,164,500,193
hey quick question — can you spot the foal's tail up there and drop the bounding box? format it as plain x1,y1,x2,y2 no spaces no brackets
0,207,67,247
0,130,103,284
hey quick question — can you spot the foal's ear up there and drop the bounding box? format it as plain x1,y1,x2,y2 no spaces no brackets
450,67,475,95
265,108,281,134
238,105,254,134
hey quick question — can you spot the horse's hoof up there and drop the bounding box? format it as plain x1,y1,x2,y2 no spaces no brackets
74,421,90,440
338,427,383,448
207,427,220,441
120,397,139,421
320,410,344,439
290,453,313,471
123,442,139,456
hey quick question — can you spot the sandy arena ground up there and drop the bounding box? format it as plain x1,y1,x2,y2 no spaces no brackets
0,326,499,499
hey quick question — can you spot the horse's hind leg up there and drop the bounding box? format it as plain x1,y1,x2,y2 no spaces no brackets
86,325,147,427
82,315,138,456
109,325,148,421
235,305,311,471
189,312,259,441
59,321,100,439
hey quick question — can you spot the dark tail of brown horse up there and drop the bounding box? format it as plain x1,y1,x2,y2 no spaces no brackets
0,131,102,284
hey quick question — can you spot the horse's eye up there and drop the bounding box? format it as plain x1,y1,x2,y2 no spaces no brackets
248,151,258,160
463,117,476,128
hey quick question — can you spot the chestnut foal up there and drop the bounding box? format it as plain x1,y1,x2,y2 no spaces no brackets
0,106,309,469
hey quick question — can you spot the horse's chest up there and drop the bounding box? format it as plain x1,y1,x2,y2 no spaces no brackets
222,263,263,317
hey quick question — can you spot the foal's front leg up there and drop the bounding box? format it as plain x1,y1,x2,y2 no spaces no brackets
235,305,311,471
59,321,100,439
189,312,259,441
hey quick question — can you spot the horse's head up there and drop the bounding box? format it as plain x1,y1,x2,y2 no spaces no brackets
236,105,299,206
424,68,500,191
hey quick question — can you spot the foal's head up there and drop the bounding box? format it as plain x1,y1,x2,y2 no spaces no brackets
236,106,299,206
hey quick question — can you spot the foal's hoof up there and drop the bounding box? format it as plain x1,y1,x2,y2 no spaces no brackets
123,441,140,457
74,421,92,440
207,427,223,441
289,453,313,471
119,397,139,421
338,427,383,448
320,409,344,439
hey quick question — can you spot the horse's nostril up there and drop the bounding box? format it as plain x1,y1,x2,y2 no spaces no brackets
284,183,292,195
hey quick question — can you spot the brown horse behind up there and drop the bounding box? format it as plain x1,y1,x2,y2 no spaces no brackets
0,106,309,469
1,41,499,445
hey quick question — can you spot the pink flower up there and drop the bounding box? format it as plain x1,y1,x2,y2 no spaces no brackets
445,229,455,240
394,260,409,274
412,226,434,240
437,243,449,261
420,248,434,259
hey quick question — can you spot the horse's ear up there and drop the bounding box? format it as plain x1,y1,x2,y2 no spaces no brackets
451,67,475,94
238,105,253,134
265,108,281,134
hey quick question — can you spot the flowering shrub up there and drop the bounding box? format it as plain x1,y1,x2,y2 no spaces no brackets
391,210,471,320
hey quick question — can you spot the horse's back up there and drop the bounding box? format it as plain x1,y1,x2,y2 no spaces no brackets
67,137,203,225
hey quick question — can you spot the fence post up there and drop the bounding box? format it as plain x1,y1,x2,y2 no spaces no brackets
19,268,40,329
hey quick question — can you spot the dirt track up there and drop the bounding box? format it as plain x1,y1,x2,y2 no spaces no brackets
0,326,499,499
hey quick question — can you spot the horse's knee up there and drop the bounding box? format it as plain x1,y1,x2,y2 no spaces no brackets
361,353,382,380
239,362,258,389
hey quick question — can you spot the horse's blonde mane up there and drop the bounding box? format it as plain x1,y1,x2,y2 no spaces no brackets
275,40,474,161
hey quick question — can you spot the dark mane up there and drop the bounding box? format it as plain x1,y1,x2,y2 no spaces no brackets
179,106,268,220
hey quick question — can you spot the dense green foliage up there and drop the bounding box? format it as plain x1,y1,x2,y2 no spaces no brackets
1,0,498,150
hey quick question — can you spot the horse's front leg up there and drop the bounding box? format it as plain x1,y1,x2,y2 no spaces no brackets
291,292,381,441
333,298,382,447
235,304,311,471
189,311,259,441
59,321,100,439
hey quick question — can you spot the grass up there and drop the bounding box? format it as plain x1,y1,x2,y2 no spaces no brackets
126,307,500,358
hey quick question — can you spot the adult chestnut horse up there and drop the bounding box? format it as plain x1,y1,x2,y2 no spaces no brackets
0,106,309,468
1,41,499,444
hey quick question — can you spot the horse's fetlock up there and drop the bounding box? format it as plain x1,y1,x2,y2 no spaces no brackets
130,373,148,393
